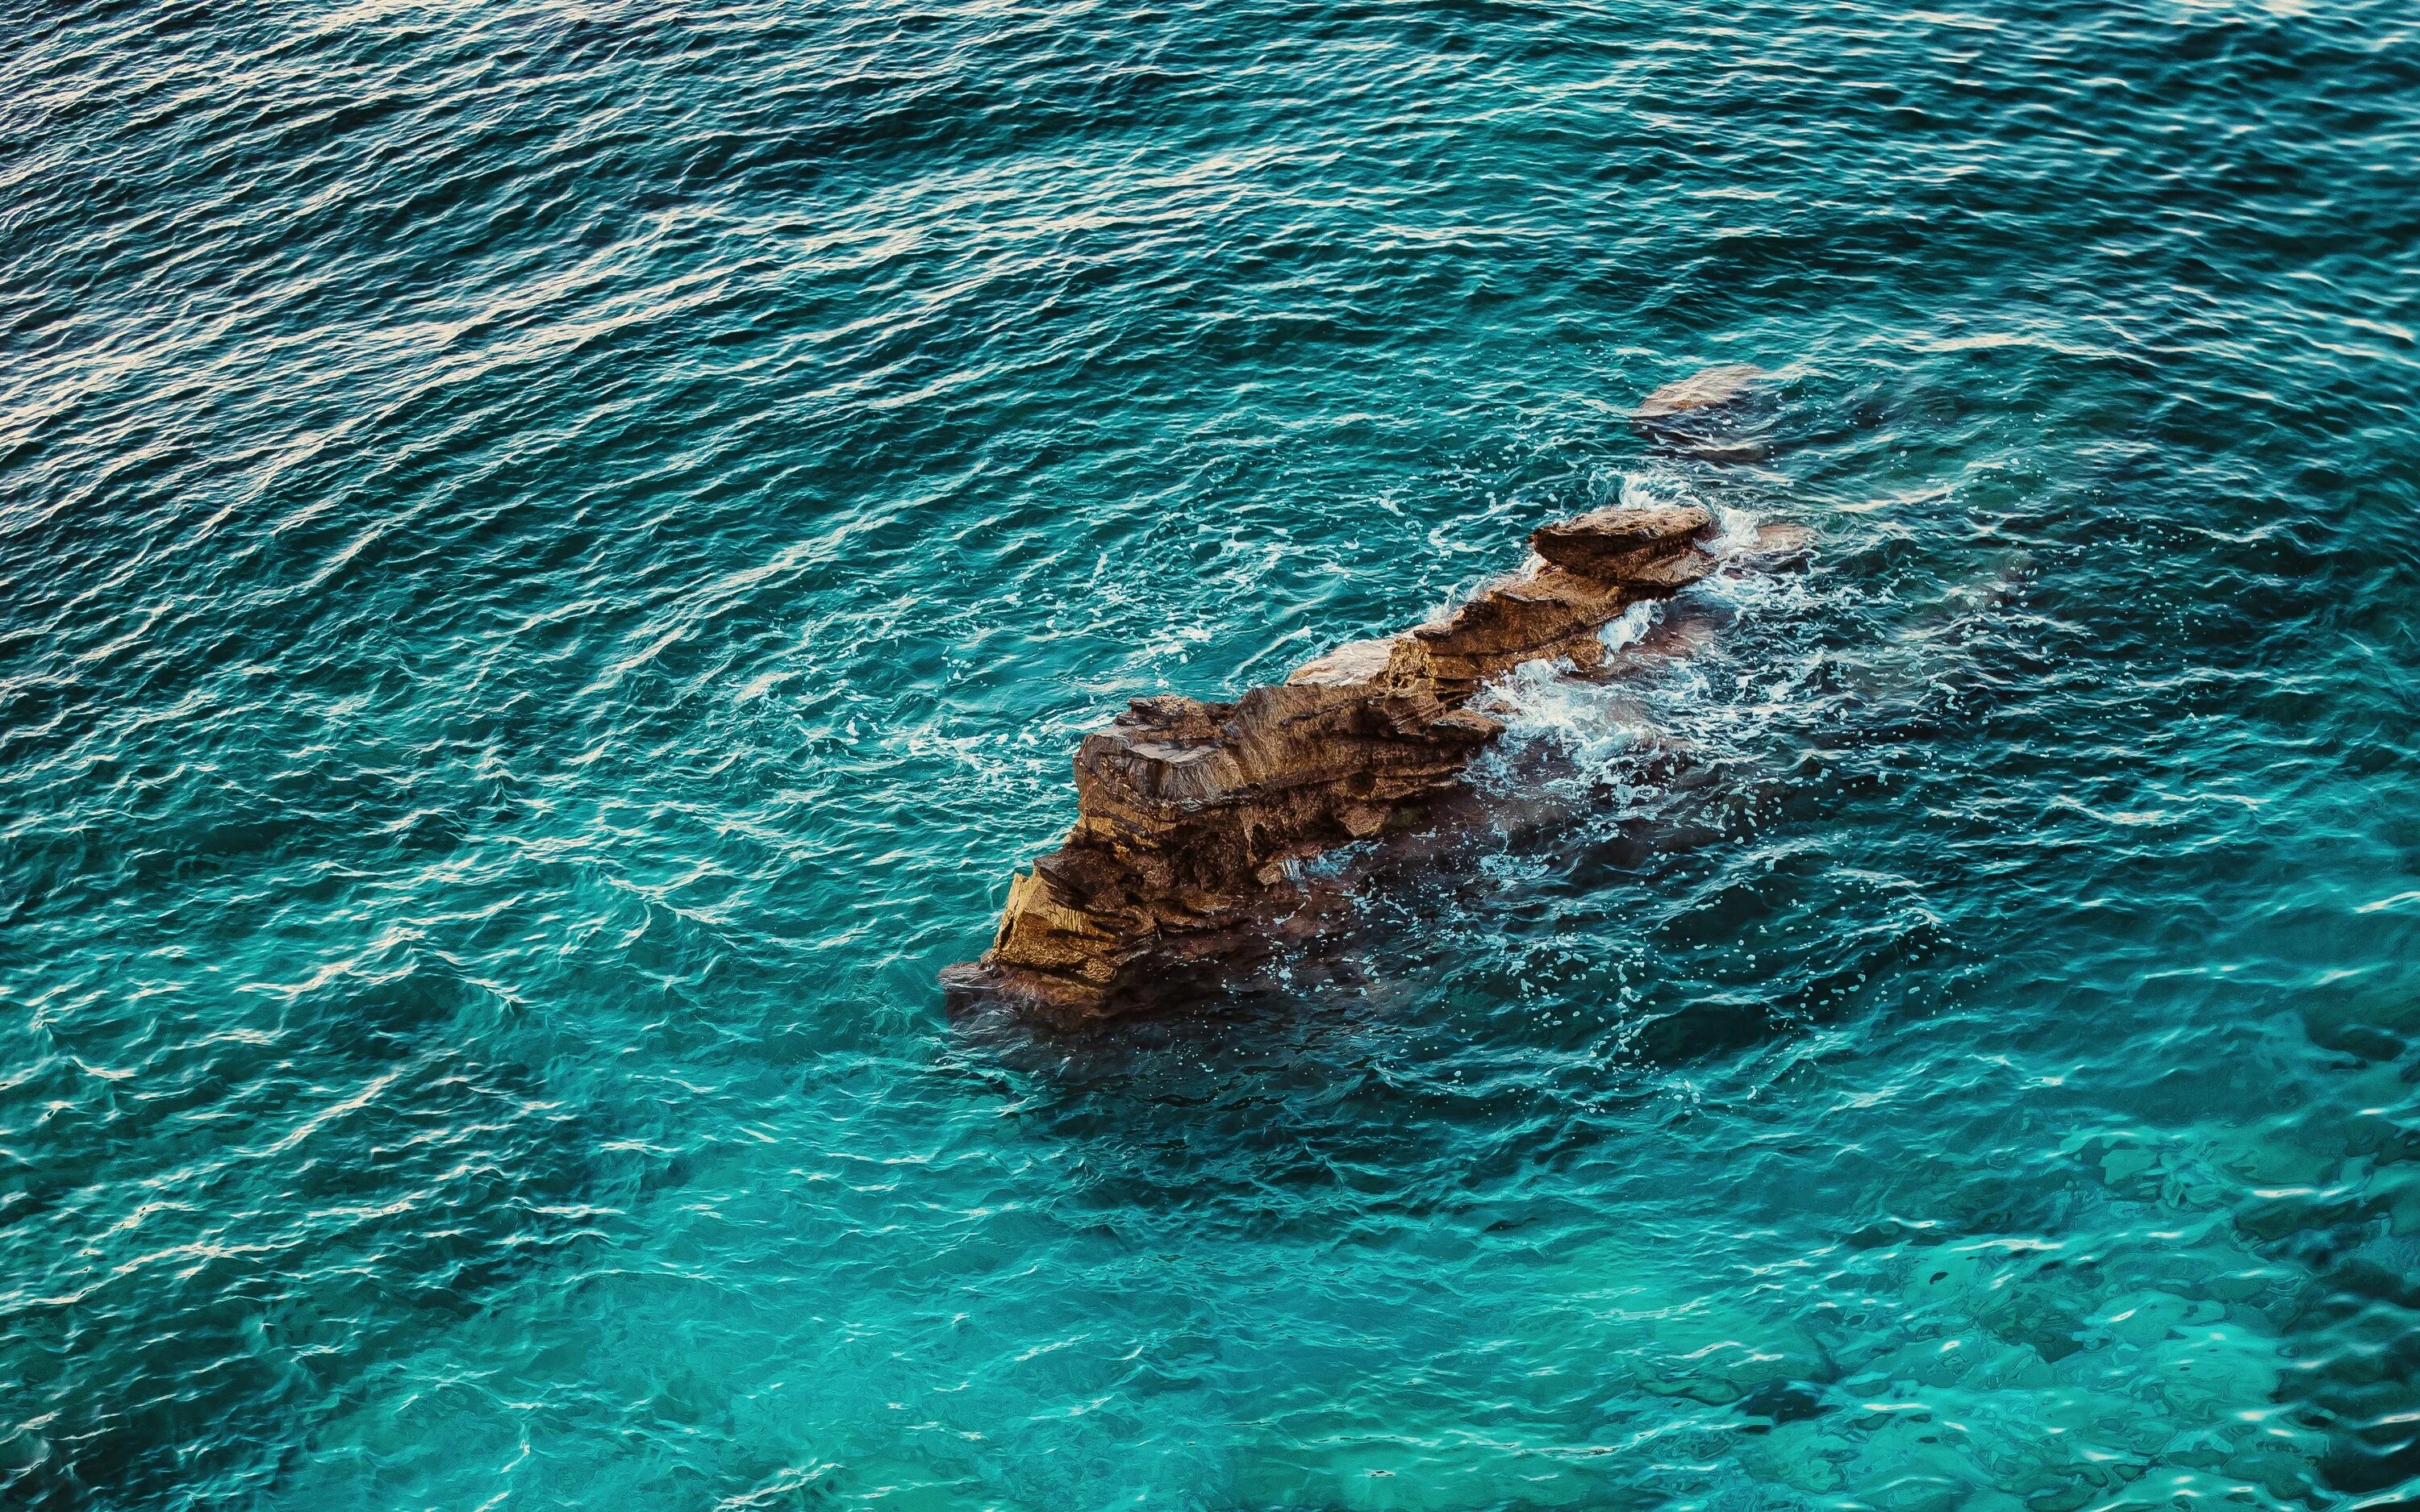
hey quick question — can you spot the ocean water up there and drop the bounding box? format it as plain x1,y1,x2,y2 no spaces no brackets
6,1,2419,1508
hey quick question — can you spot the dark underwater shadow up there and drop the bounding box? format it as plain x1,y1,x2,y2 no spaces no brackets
0,949,628,1512
933,644,1964,1243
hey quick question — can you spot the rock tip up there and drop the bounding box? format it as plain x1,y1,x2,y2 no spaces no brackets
1529,503,1717,579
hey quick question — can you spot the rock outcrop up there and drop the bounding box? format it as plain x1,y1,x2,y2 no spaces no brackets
941,502,1724,1018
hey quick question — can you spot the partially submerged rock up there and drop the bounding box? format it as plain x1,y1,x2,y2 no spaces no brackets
1632,364,1774,460
1634,364,1766,421
941,503,1725,1019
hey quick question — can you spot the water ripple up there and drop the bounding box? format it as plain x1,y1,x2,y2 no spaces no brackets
5,0,2419,1507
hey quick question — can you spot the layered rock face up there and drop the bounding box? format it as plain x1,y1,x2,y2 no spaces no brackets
941,502,1721,1018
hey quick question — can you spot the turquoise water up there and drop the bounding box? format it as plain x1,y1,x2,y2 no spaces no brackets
6,0,2419,1506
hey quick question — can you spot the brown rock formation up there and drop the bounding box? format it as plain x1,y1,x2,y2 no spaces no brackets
941,502,1722,1018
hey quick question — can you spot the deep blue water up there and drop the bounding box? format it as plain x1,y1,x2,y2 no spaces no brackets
6,1,2420,1507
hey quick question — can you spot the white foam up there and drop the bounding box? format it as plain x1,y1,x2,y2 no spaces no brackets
1599,598,1660,654
1713,506,1763,555
1477,656,1663,789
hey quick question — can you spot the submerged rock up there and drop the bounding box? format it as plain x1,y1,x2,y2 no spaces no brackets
1634,363,1766,419
941,503,1729,1019
1632,363,1775,461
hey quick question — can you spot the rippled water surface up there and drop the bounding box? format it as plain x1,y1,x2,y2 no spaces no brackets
7,1,2420,1507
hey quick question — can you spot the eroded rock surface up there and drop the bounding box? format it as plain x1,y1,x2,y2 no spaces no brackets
941,502,1721,1018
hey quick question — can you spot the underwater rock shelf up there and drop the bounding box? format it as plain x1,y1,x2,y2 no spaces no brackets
941,502,1737,1018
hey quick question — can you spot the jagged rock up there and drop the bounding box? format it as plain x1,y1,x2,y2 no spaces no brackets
940,502,1730,1019
1531,503,1713,577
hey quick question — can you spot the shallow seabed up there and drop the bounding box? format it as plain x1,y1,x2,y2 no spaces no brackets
5,1,2419,1508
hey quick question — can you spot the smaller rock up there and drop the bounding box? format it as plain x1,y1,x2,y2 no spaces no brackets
1721,520,1816,569
1530,504,1713,577
1750,522,1814,556
1632,364,1775,461
1634,364,1766,420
